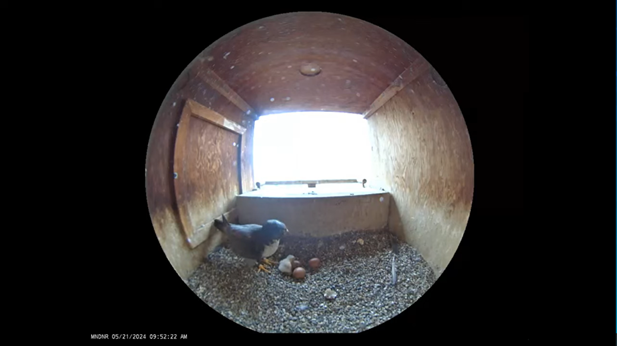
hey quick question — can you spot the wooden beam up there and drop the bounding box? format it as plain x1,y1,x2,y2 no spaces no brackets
238,133,247,194
196,67,259,120
186,99,246,135
363,58,432,119
173,102,196,242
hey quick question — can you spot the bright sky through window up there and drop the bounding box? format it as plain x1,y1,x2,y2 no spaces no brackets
253,112,372,183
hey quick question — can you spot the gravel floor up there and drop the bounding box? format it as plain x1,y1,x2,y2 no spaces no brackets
186,230,437,333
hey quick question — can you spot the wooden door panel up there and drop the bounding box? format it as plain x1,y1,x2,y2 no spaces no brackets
173,99,246,248
185,117,239,229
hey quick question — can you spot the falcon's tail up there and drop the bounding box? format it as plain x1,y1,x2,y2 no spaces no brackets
214,215,231,234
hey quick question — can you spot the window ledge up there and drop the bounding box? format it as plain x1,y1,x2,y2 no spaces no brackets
238,184,386,198
236,185,390,237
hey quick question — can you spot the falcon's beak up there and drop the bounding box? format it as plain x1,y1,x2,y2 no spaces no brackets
285,228,289,233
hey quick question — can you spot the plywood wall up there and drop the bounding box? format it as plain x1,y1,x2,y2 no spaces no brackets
146,58,256,280
237,193,390,237
367,67,474,278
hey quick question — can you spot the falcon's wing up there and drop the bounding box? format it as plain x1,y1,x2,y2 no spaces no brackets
227,224,262,240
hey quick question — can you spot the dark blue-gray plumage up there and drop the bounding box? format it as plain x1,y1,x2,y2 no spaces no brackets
214,215,288,273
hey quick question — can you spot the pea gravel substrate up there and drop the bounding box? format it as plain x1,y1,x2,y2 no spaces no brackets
186,230,437,333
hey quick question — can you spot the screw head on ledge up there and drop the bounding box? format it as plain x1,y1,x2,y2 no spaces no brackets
300,63,321,76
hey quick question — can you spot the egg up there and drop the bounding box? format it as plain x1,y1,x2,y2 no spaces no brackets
292,260,302,269
308,258,321,269
292,267,306,279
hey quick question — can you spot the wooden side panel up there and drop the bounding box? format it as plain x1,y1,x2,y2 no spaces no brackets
367,68,474,278
147,65,257,280
172,103,195,241
187,117,240,224
173,100,244,249
183,67,257,195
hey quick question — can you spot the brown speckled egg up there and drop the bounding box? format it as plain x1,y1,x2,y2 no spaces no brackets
292,260,302,269
292,267,306,279
308,258,321,269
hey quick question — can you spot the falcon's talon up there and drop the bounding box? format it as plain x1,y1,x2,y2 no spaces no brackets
262,258,277,266
257,264,271,273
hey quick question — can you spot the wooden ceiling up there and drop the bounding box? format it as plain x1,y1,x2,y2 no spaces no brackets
186,11,430,117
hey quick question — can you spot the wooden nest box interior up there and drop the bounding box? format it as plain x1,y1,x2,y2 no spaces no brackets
146,12,474,281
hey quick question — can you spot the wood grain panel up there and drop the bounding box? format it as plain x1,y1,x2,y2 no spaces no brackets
147,72,255,279
187,116,239,222
186,99,246,135
366,71,473,278
195,68,258,119
237,193,390,237
363,58,431,119
173,99,246,249
191,208,239,249
190,12,422,115
181,70,256,194
172,102,194,243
